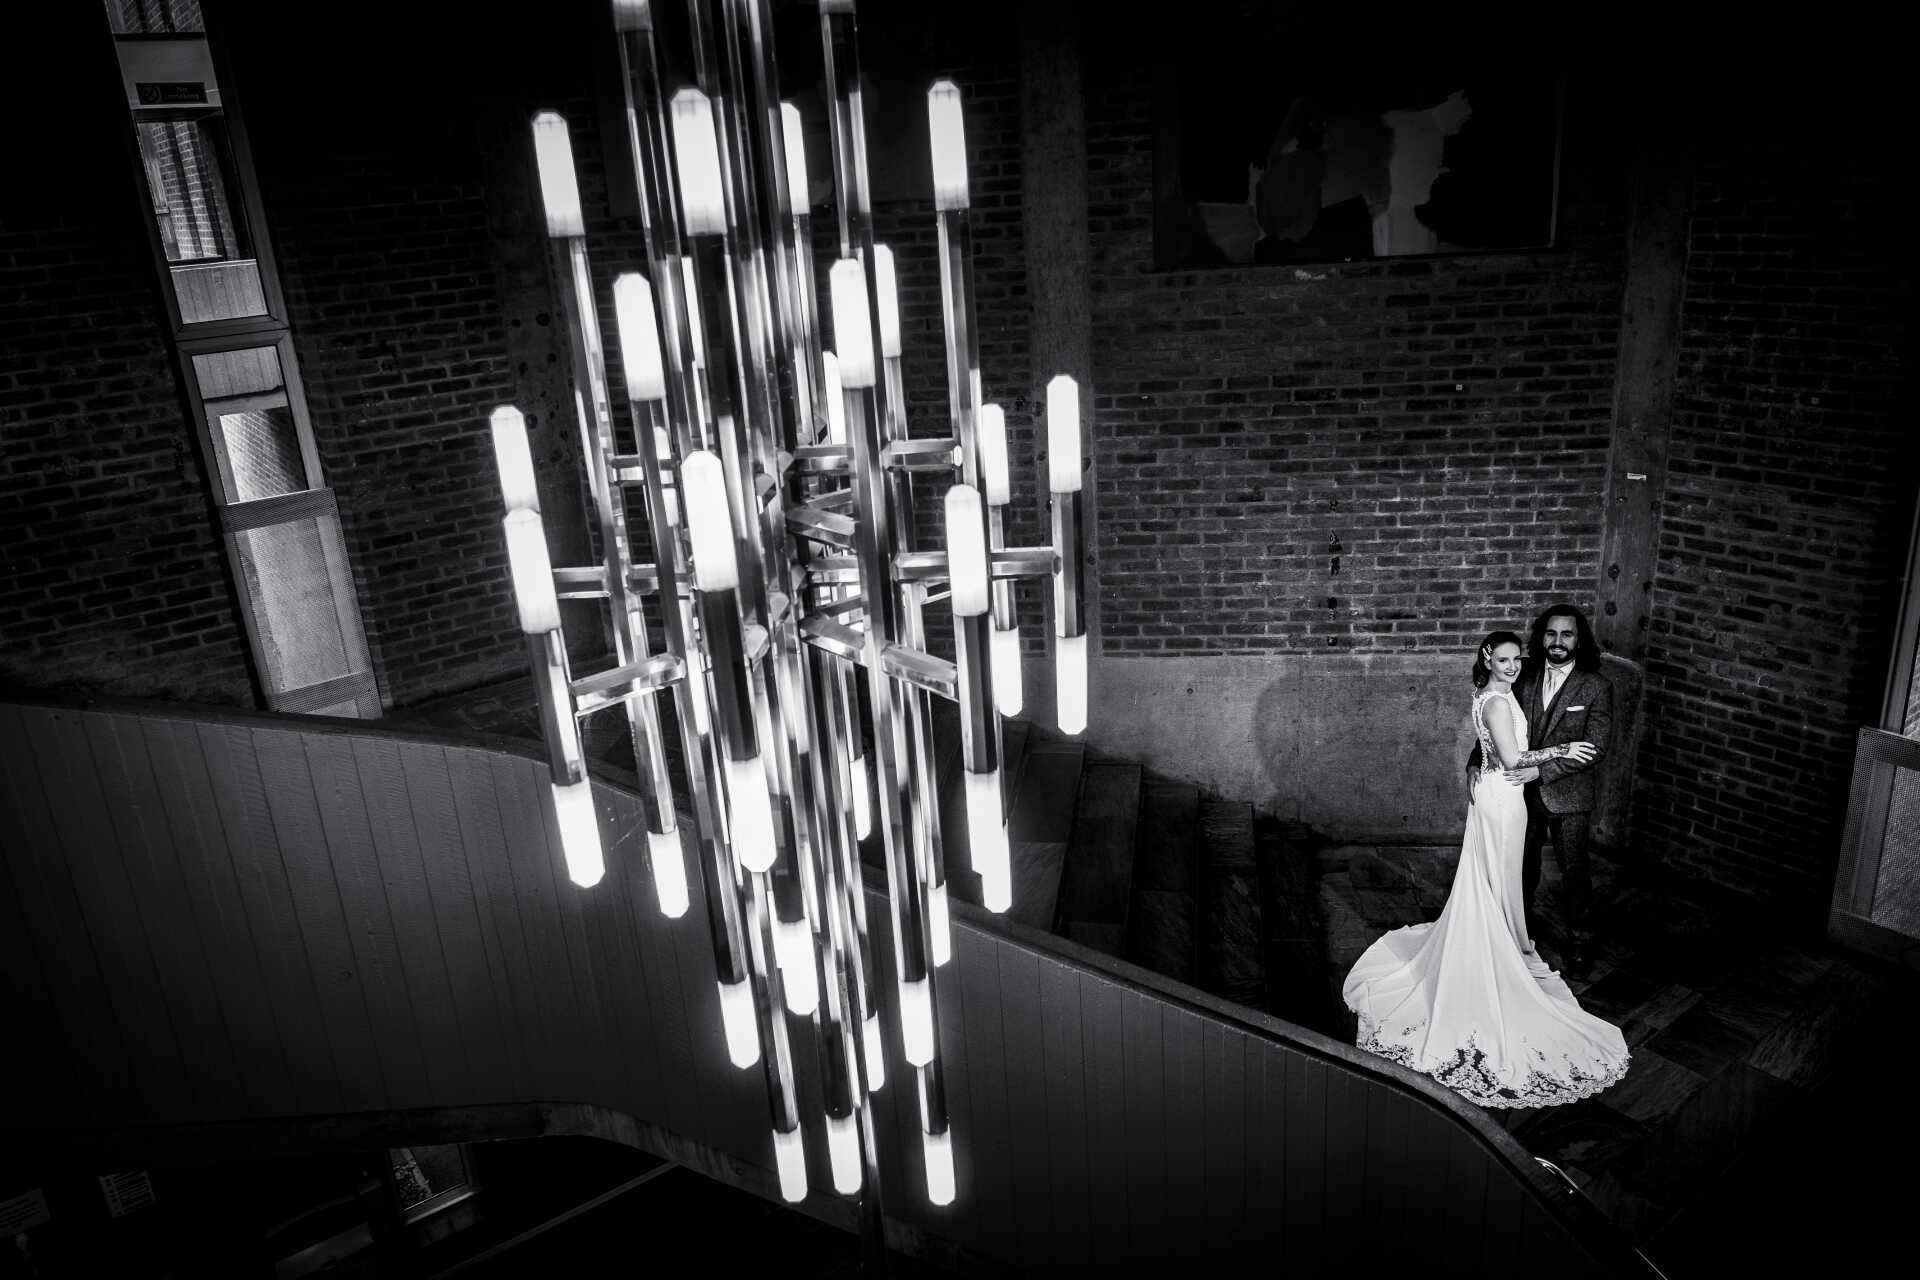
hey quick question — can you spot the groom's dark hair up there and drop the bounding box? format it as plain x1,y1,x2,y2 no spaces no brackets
1529,603,1602,673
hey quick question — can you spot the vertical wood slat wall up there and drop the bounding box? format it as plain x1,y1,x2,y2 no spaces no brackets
0,698,1625,1277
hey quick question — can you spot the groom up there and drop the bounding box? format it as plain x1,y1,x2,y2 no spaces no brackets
1468,603,1614,978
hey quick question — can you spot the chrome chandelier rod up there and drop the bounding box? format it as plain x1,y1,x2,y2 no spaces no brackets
488,0,1090,1217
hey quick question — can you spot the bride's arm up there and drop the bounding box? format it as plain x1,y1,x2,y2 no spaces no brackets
1483,696,1572,770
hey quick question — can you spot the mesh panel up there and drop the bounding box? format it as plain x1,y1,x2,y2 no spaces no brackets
231,515,368,693
220,408,305,500
1871,763,1920,934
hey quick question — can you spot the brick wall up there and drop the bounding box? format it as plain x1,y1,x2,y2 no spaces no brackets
1080,51,1628,660
0,15,256,707
1634,106,1914,906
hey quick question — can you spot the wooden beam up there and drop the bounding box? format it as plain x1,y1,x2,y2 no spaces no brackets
1595,124,1695,661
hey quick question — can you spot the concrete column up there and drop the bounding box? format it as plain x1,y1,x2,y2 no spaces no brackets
1020,0,1098,676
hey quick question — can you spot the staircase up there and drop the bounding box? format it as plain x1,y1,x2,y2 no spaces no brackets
921,706,1339,1034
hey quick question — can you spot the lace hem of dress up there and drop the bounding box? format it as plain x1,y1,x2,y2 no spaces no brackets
1354,1021,1631,1110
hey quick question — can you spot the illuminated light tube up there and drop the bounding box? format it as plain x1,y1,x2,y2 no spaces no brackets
977,401,1009,506
944,485,988,615
828,259,876,388
873,244,902,359
774,916,819,1016
1047,373,1082,494
612,272,667,401
531,111,585,238
490,406,539,513
964,769,1009,912
610,0,648,32
680,450,738,590
923,1127,956,1207
828,1112,862,1195
550,779,604,888
669,89,726,235
648,826,689,919
773,1126,808,1203
899,976,934,1067
1056,632,1088,737
503,509,561,634
781,101,809,211
718,978,760,1068
726,754,777,874
929,879,952,968
927,80,969,212
991,624,1023,717
822,351,846,443
862,1012,886,1091
850,750,872,840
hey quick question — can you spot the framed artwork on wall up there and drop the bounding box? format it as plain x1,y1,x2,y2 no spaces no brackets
1151,7,1564,270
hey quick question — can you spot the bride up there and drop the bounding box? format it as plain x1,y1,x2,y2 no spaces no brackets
1342,631,1631,1108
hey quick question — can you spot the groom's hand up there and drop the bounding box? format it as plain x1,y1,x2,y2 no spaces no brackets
1465,764,1480,805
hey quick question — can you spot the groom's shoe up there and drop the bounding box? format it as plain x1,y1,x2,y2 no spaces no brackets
1564,939,1594,981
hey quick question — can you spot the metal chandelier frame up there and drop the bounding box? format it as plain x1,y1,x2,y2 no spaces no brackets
488,0,1090,1217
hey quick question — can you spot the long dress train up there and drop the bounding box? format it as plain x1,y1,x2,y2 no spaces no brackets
1341,689,1631,1108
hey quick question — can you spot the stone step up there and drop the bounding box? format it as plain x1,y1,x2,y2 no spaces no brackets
1126,779,1200,983
1004,742,1084,932
1254,816,1334,1030
1198,798,1266,1008
1055,763,1142,957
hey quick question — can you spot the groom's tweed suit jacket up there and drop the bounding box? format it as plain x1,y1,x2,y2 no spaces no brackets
1516,666,1614,815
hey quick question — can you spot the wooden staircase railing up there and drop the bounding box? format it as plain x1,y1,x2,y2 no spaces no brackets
0,690,1653,1277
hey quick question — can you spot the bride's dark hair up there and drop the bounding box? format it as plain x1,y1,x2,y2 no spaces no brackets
1472,630,1526,688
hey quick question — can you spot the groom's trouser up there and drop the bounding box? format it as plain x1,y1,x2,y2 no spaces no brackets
1521,782,1593,942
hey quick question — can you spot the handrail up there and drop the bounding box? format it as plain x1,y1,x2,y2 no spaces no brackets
0,687,1656,1277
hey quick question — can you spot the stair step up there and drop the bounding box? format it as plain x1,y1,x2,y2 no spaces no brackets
1127,780,1200,982
1004,742,1084,932
1253,816,1331,1029
1198,798,1266,1008
1055,763,1142,957
937,716,1032,908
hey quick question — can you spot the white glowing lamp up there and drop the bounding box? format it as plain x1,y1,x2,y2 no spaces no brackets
648,827,688,919
612,272,666,402
899,976,934,1067
822,350,846,443
1056,633,1088,736
670,89,726,235
965,769,1010,912
503,509,560,634
850,750,872,839
550,779,604,888
991,625,1023,717
828,1113,862,1194
531,111,585,238
775,916,819,1016
977,401,1009,507
774,1126,807,1203
944,485,988,615
1047,373,1081,493
929,880,952,968
726,754,777,874
718,978,760,1069
780,101,809,213
829,258,876,388
490,405,539,513
873,244,902,359
927,80,969,212
923,1128,956,1206
863,1013,886,1091
681,451,738,591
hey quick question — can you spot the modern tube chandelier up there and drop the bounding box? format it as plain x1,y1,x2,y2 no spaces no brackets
488,0,1091,1217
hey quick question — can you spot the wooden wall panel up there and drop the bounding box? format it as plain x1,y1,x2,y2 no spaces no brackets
0,697,1645,1280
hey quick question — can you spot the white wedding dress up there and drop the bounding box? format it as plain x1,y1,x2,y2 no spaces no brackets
1342,689,1631,1108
